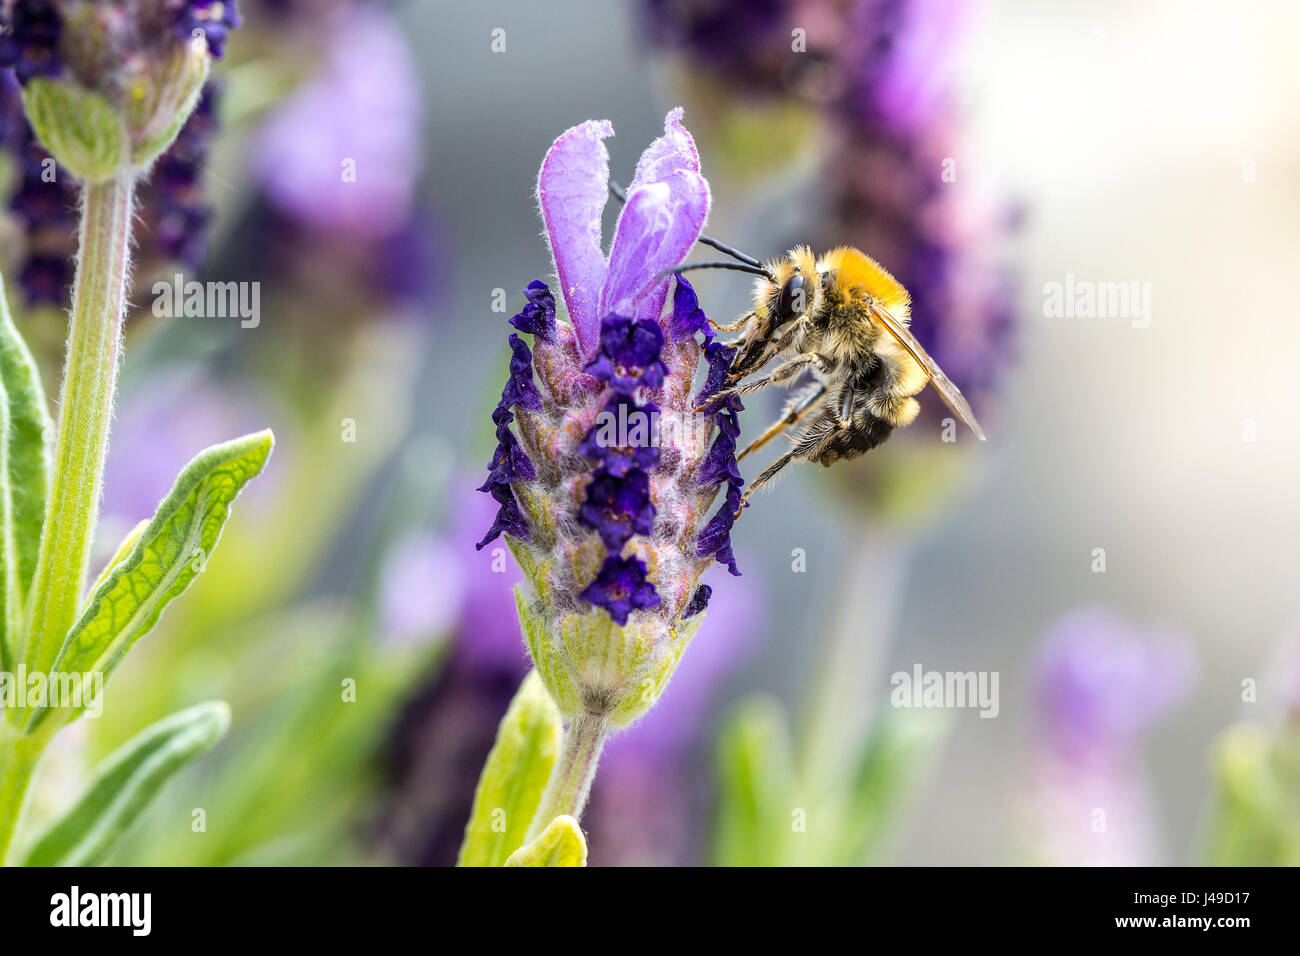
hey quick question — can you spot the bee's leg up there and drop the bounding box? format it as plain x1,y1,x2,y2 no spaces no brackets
835,382,855,427
735,451,795,516
726,319,807,384
734,411,835,515
704,353,826,409
727,340,776,384
737,383,827,461
769,323,803,355
710,311,753,333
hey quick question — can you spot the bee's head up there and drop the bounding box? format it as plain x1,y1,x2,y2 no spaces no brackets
766,246,820,327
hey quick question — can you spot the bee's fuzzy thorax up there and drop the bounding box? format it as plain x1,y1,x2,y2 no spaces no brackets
818,246,911,323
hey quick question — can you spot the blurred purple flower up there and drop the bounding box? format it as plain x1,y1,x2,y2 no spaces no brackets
434,480,528,670
378,533,464,651
174,0,243,58
99,368,278,541
831,0,1017,409
141,82,221,271
0,67,22,145
1035,607,1196,767
1029,607,1196,866
254,4,421,239
845,0,975,137
239,3,437,324
586,569,761,865
379,479,529,667
642,0,824,100
0,0,63,84
375,480,531,865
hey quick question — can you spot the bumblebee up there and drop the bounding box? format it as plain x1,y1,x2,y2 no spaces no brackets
611,184,985,516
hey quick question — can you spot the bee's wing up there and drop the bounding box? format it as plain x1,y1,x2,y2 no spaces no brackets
869,303,986,441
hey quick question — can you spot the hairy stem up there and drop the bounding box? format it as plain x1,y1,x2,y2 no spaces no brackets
526,710,608,840
22,174,135,677
0,722,53,863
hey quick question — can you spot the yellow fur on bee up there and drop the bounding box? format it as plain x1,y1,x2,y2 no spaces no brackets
817,246,911,321
888,347,928,396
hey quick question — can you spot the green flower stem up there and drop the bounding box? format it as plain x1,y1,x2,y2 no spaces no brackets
22,174,136,678
526,710,608,840
0,721,54,863
799,529,910,788
0,175,134,861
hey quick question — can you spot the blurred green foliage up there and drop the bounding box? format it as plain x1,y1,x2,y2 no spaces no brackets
1204,720,1300,866
714,694,946,866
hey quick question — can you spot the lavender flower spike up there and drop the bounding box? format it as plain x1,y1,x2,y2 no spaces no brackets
2,0,231,180
478,110,744,728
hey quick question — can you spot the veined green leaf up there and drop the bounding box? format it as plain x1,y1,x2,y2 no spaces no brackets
88,519,149,596
0,272,52,668
20,701,230,866
504,814,586,867
28,430,272,730
457,670,561,867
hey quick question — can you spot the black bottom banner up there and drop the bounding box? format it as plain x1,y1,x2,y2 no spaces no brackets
0,864,1284,941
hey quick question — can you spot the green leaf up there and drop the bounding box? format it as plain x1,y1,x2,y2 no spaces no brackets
504,814,587,867
128,43,209,168
713,694,795,867
457,670,561,867
88,519,148,597
28,431,272,730
20,701,230,866
20,78,127,182
1202,722,1300,866
837,707,948,865
0,377,15,671
0,272,52,669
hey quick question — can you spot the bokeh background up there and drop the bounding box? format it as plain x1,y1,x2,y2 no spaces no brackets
4,0,1298,866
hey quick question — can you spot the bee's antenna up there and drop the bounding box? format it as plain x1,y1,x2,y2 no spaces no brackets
658,261,773,280
609,181,768,270
697,235,767,270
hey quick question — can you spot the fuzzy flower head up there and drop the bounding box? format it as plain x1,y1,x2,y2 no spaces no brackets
476,110,747,726
0,0,238,180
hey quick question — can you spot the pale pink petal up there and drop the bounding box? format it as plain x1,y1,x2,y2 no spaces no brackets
602,109,709,323
536,119,614,356
601,169,709,320
629,106,701,185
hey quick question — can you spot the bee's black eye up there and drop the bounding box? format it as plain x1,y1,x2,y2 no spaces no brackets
775,274,808,323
